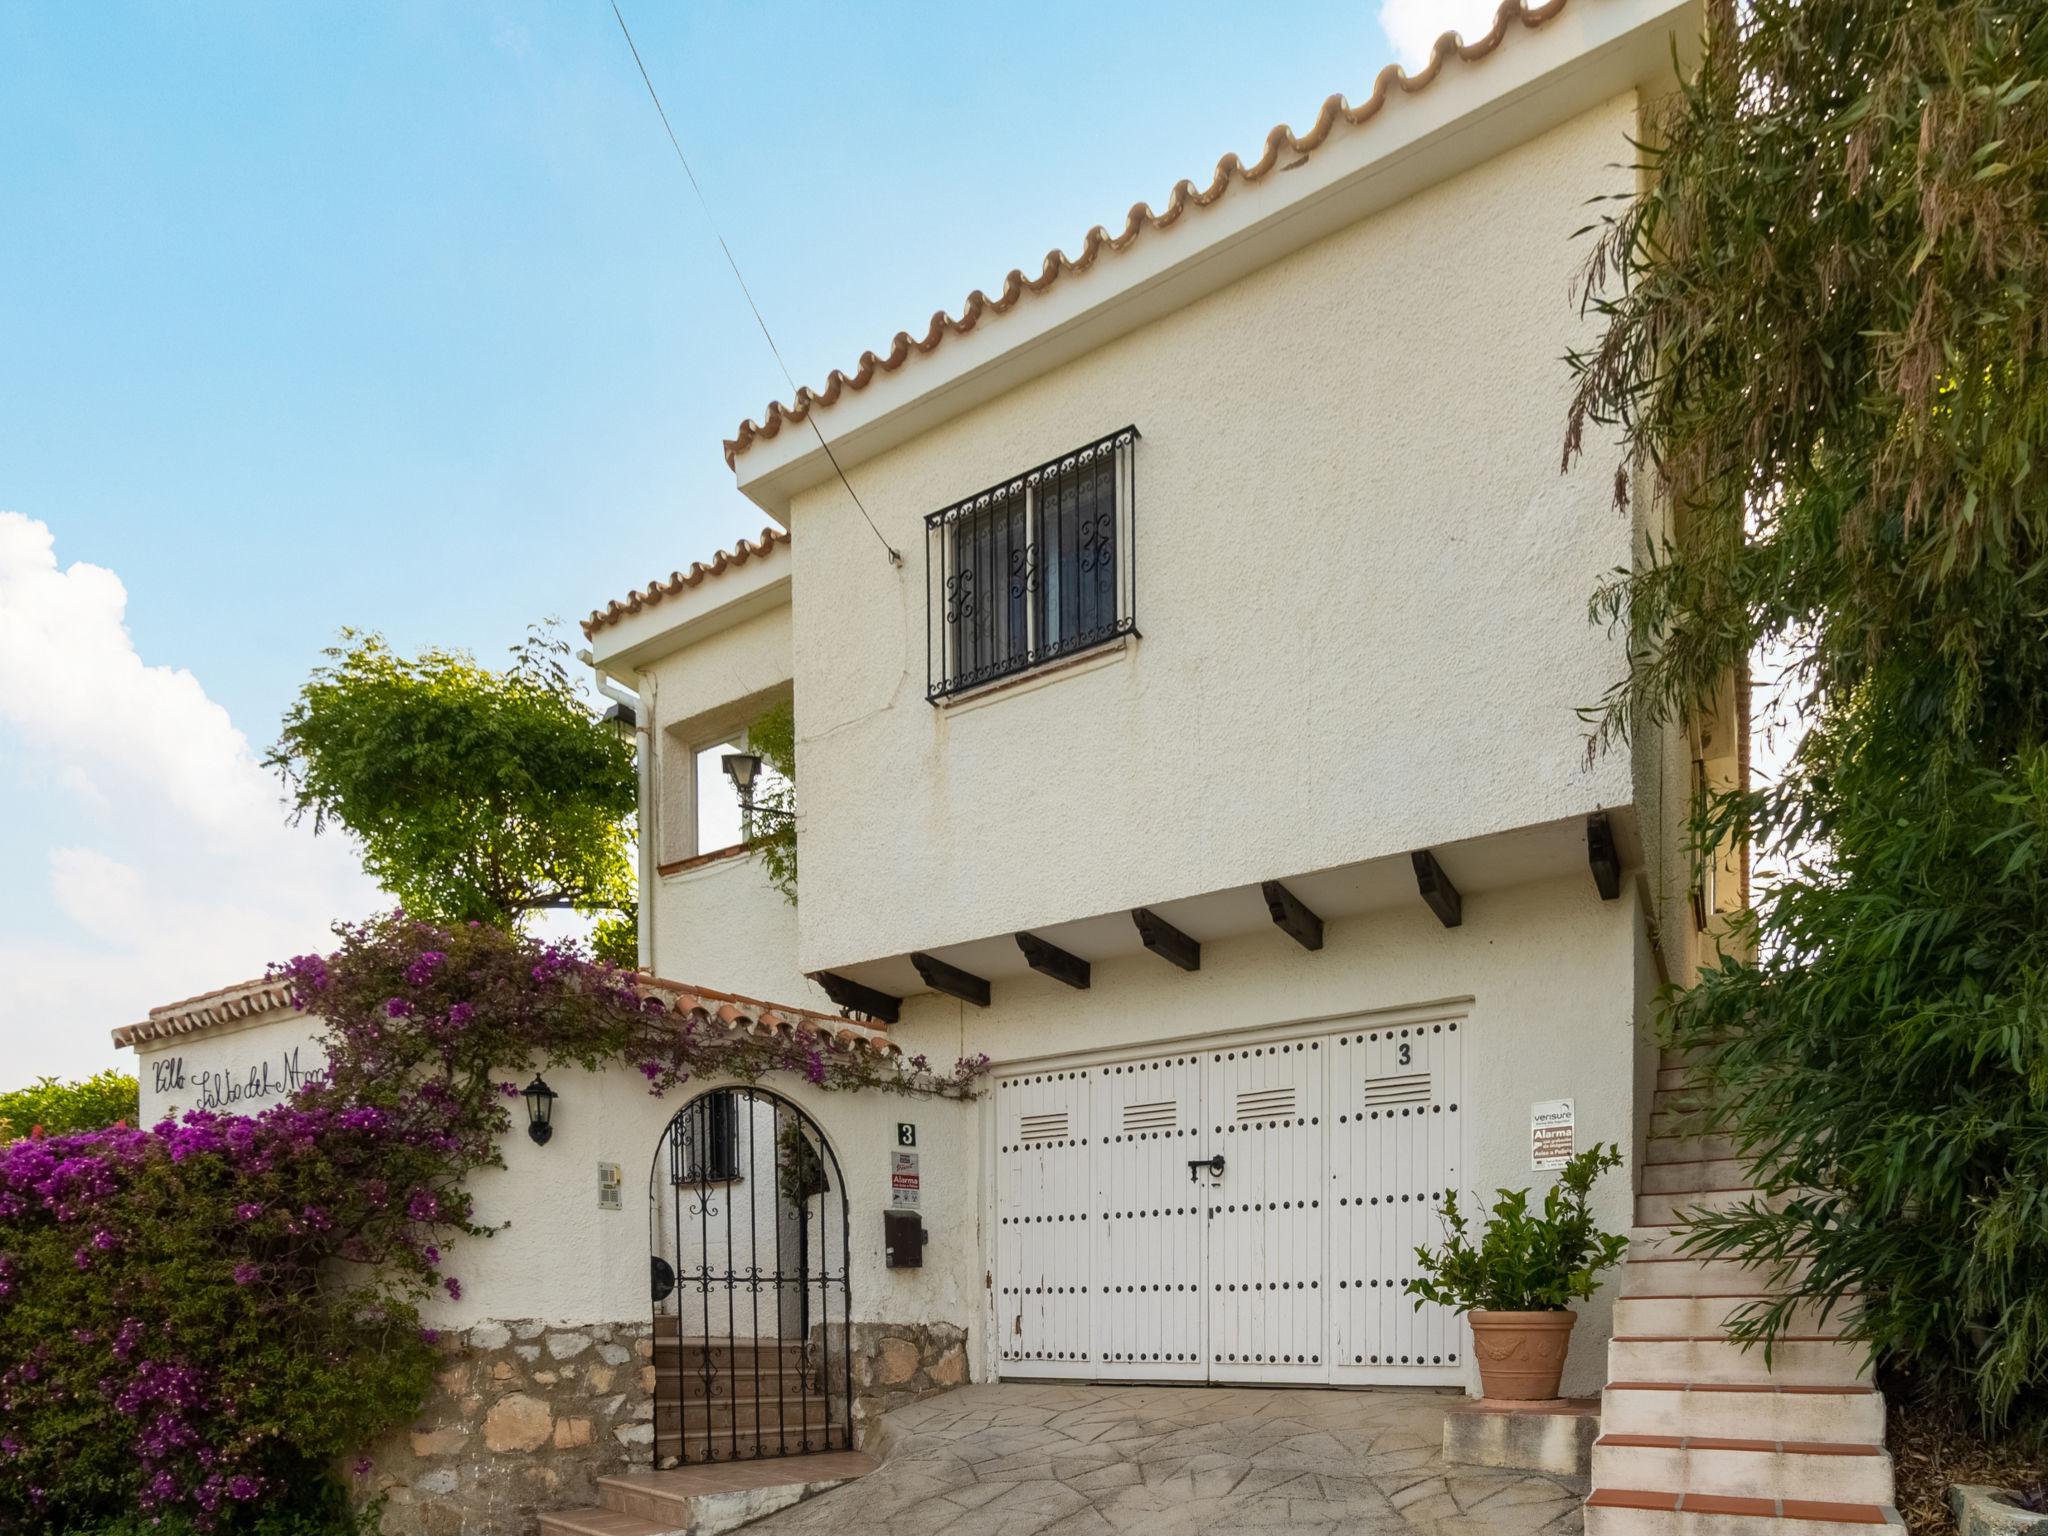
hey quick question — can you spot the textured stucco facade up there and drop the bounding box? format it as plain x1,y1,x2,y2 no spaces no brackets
781,93,1640,976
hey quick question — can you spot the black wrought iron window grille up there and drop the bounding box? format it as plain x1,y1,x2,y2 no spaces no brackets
672,1088,741,1183
925,425,1139,703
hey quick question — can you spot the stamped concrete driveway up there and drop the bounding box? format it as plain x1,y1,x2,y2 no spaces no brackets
748,1383,1587,1536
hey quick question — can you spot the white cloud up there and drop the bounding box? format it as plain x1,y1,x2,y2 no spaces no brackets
0,512,380,1084
1378,0,1512,72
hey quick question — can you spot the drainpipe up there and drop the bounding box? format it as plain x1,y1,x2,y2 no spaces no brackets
579,649,654,974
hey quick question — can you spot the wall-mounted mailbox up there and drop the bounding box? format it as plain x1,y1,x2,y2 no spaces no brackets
884,1210,928,1269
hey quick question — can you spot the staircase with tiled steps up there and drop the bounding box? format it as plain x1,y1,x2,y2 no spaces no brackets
1584,1051,1903,1536
540,1334,867,1536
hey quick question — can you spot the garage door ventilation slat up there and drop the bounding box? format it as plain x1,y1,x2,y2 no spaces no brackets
1361,1072,1431,1107
1235,1086,1296,1123
1123,1100,1176,1133
1019,1111,1070,1144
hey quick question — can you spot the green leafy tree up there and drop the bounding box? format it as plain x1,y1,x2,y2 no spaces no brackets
267,626,637,933
0,1071,138,1143
1566,0,2048,1426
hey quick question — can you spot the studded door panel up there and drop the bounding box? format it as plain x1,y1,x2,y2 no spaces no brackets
1090,1053,1206,1380
1204,1037,1328,1383
1328,1019,1464,1384
994,1070,1093,1377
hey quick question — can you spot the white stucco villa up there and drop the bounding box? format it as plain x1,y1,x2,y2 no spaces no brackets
119,3,1901,1533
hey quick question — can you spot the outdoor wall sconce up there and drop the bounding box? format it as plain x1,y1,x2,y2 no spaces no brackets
721,752,794,821
523,1075,558,1146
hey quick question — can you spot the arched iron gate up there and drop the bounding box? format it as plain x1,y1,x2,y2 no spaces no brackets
647,1087,854,1465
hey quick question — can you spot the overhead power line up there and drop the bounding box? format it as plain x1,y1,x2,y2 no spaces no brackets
608,0,902,567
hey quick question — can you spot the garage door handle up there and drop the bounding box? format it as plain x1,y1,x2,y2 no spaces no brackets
1186,1155,1225,1184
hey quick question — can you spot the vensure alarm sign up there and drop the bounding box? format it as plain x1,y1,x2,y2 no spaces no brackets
890,1151,921,1208
1530,1099,1575,1170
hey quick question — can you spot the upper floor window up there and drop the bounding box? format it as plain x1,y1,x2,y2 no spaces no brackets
924,426,1139,702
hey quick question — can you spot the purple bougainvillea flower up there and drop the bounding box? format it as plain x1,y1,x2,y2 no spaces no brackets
232,1263,261,1286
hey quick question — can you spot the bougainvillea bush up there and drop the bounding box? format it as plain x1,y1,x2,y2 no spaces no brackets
0,915,982,1533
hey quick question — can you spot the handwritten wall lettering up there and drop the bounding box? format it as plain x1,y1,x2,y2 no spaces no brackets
151,1046,328,1112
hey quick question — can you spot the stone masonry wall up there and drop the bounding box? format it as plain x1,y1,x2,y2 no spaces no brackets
843,1321,969,1442
362,1319,656,1536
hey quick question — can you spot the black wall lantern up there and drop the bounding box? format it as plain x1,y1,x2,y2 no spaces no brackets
523,1075,558,1146
721,752,794,822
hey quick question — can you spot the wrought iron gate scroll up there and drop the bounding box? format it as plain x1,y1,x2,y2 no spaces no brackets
648,1087,854,1464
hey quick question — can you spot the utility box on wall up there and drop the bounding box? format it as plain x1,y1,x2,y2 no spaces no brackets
883,1210,927,1269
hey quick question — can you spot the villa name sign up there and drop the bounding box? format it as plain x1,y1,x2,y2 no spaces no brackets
149,1045,328,1111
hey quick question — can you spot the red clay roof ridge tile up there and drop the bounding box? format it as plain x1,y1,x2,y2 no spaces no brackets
721,0,1573,469
582,526,788,639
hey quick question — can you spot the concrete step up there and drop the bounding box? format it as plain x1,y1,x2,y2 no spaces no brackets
1601,1384,1885,1442
1654,1086,1719,1114
1608,1335,1873,1387
1628,1227,1810,1265
654,1427,855,1463
1657,1067,1710,1092
1585,1490,1902,1536
1636,1187,1776,1226
1593,1436,1894,1503
1648,1133,1741,1166
1650,1109,1722,1140
1615,1295,1852,1338
1623,1255,1811,1297
1643,1159,1754,1195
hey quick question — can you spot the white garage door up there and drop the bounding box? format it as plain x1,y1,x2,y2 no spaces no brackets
995,1018,1464,1385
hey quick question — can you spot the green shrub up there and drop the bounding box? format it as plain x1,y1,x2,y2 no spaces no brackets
1404,1144,1629,1314
0,1072,138,1143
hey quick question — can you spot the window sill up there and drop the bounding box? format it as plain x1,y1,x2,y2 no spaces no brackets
934,634,1135,715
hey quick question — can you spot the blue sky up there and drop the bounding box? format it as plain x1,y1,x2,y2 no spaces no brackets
0,0,1494,1082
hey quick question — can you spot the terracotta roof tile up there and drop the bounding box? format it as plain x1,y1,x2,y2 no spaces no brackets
112,975,302,1049
722,0,1572,468
581,526,788,639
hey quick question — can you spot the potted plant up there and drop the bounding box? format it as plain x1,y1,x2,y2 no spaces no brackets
1405,1143,1630,1400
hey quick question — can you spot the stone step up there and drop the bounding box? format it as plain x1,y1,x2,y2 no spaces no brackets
1601,1384,1885,1442
1637,1187,1775,1226
1584,1489,1902,1536
662,1365,819,1401
655,1339,810,1371
653,1425,857,1463
1593,1436,1894,1503
548,1452,879,1536
659,1396,838,1434
1615,1295,1852,1338
1608,1336,1873,1387
1647,1133,1741,1166
1643,1159,1754,1195
538,1508,678,1536
1658,1044,1721,1070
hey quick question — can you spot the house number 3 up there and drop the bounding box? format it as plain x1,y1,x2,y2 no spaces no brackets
1398,1043,1413,1066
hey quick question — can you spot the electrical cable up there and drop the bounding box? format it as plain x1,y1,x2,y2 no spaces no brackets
608,0,903,566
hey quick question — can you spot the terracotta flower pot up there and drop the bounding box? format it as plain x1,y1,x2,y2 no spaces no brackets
1466,1309,1577,1401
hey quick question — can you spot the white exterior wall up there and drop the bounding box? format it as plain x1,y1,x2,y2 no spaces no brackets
628,596,821,1007
904,868,1641,1399
785,94,1640,975
122,867,1639,1397
122,1006,984,1343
